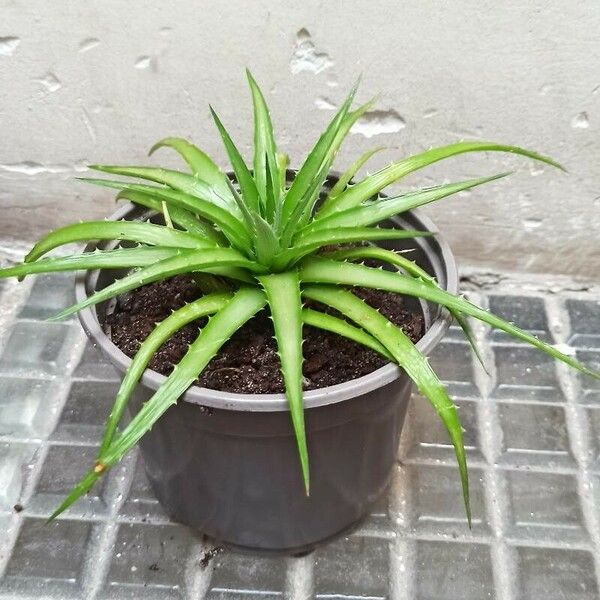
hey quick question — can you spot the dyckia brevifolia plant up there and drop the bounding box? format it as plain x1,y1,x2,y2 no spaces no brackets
1,71,598,524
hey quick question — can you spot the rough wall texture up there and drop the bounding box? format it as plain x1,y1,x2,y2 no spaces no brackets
1,1,599,278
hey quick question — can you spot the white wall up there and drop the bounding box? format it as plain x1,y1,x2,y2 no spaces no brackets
1,1,599,278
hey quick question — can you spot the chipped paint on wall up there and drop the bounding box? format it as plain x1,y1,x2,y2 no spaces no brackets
350,109,406,138
0,162,88,175
78,38,100,53
290,29,334,75
0,36,20,56
314,96,336,110
36,72,62,93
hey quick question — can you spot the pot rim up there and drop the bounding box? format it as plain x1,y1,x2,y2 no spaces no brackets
76,203,458,412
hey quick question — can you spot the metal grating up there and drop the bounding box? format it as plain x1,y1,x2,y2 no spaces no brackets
0,260,599,599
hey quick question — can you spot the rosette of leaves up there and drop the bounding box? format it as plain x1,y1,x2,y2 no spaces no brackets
1,71,597,524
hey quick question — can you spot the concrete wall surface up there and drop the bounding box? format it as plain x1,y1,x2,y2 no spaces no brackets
1,1,599,278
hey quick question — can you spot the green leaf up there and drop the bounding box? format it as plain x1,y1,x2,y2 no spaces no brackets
191,273,231,294
325,146,386,202
286,98,378,238
89,165,239,216
316,141,564,219
0,247,180,279
264,157,278,228
281,81,359,225
206,267,255,284
304,173,511,233
224,177,261,235
49,247,264,321
25,220,212,263
451,311,489,375
104,287,266,462
322,246,488,372
281,96,377,242
80,178,252,252
161,201,174,228
50,287,267,520
210,106,262,214
280,159,331,247
299,258,600,380
251,213,280,267
258,271,309,494
322,245,434,281
274,228,432,270
302,284,471,524
47,470,102,522
116,189,225,242
99,293,232,455
246,70,280,220
149,137,232,199
302,307,393,360
277,153,290,192
224,178,280,266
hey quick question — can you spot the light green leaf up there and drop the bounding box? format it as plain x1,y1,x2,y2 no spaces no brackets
49,247,264,321
322,246,434,281
25,220,211,263
277,153,290,192
89,164,239,216
191,273,230,294
224,177,261,237
305,173,511,233
299,258,600,380
224,178,280,266
116,189,225,242
103,286,266,463
149,137,232,199
50,287,267,520
302,284,471,524
316,141,564,219
281,81,359,225
280,159,331,247
210,106,262,214
302,307,393,360
323,246,487,371
274,228,432,270
451,311,489,374
47,470,102,522
258,271,309,494
99,292,232,455
325,146,386,202
80,178,252,252
281,96,377,242
0,247,180,279
251,213,280,267
161,201,173,228
246,70,281,220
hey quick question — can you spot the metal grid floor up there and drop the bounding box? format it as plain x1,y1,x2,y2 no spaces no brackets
0,260,599,599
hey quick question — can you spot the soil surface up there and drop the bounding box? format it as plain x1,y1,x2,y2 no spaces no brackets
106,275,424,393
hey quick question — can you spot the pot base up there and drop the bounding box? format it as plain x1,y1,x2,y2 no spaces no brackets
218,512,367,557
162,476,393,556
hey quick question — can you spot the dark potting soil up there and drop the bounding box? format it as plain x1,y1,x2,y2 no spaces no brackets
105,275,424,393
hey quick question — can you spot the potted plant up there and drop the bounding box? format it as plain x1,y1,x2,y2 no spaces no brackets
2,71,597,554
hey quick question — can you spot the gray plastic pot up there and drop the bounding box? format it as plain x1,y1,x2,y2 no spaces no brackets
75,196,457,555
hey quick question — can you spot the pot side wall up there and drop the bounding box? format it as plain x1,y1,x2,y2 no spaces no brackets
131,375,412,552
